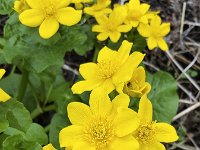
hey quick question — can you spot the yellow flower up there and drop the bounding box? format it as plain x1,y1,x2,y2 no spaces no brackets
59,90,140,150
0,69,11,102
84,0,112,17
14,0,29,13
123,66,151,98
138,15,170,51
19,0,82,39
92,6,132,42
132,95,179,149
43,144,56,150
71,40,145,94
124,0,150,27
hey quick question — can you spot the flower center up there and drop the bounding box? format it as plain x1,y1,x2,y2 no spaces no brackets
97,60,119,80
43,4,56,17
129,10,142,21
135,122,156,145
84,117,115,149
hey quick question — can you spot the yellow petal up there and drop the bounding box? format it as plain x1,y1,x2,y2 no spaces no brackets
109,31,121,43
97,32,109,41
101,78,115,94
79,63,98,79
39,17,59,39
137,24,150,37
117,25,132,32
95,15,109,26
140,142,166,150
19,9,44,27
92,25,105,32
26,0,41,8
0,69,5,79
73,141,95,150
109,6,127,26
114,108,140,137
67,102,92,125
71,80,102,94
116,82,125,93
160,23,170,36
141,82,151,95
56,7,82,26
112,94,130,109
112,52,145,85
109,136,139,150
140,4,150,15
54,0,71,8
151,15,162,27
0,89,11,102
89,88,112,116
128,0,140,9
138,94,152,122
131,66,146,85
154,123,179,143
43,144,56,150
59,125,83,147
117,40,133,65
97,46,117,62
147,37,157,50
157,38,169,51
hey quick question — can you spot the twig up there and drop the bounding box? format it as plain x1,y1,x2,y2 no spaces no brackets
179,99,194,105
166,51,200,91
184,21,200,27
173,102,200,121
177,83,196,102
143,61,160,71
63,64,79,75
177,49,200,81
180,2,187,37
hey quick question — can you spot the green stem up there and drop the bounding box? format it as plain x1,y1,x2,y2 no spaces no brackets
93,47,100,62
11,65,16,75
31,105,43,120
43,104,56,112
17,70,29,101
43,84,53,106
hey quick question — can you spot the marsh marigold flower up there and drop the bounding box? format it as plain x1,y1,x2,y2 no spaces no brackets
123,66,151,98
84,0,112,17
0,69,11,102
92,6,132,42
19,0,82,39
124,0,150,27
132,95,178,149
59,90,140,150
43,144,56,150
71,40,145,94
14,0,29,13
138,15,170,51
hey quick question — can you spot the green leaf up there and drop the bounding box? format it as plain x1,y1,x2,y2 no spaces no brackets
49,113,70,149
127,29,147,51
0,99,32,133
147,71,179,123
1,14,96,73
3,134,42,150
0,73,21,97
0,115,9,133
0,0,14,15
25,123,48,145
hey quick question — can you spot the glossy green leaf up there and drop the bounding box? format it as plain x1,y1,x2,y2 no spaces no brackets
147,71,179,123
25,123,48,145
